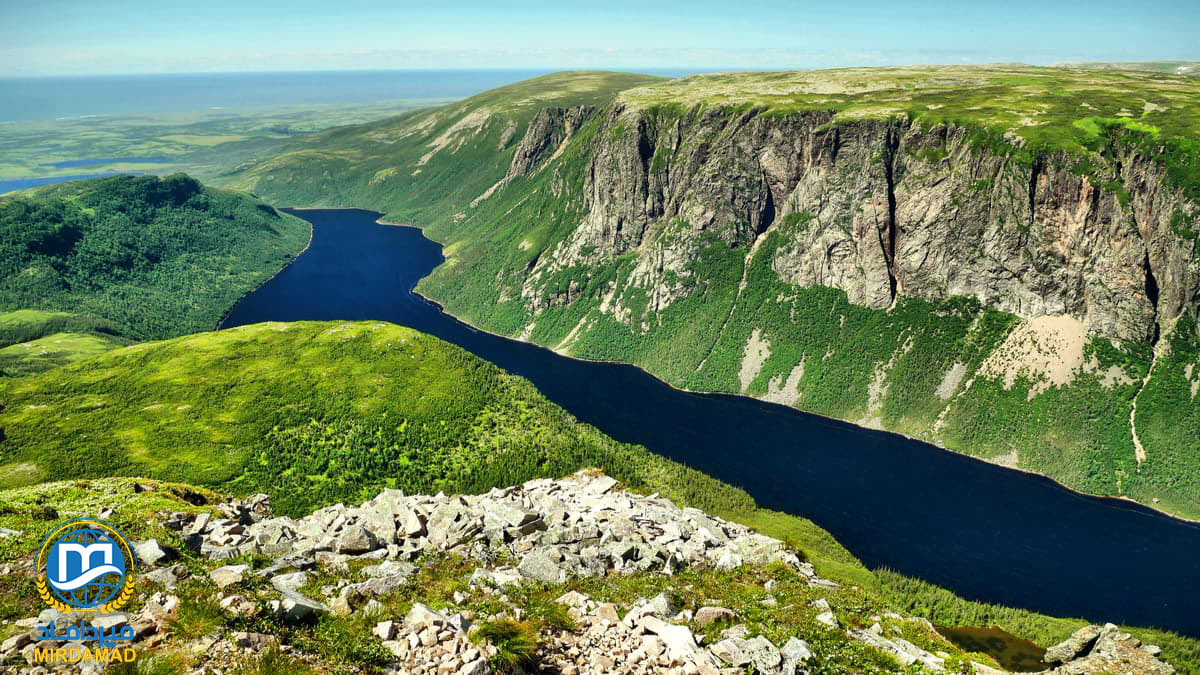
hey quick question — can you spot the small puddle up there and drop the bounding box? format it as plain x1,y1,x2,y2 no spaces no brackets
936,625,1047,672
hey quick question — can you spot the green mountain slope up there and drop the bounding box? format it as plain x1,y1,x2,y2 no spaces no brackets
221,71,661,220
222,66,1200,519
0,174,310,343
1,322,1198,671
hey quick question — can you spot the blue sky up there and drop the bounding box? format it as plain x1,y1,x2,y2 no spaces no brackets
3,0,1197,76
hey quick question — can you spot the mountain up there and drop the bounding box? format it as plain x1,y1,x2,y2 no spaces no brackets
0,174,310,350
0,322,1196,672
220,71,662,219
1059,61,1200,77
223,65,1200,519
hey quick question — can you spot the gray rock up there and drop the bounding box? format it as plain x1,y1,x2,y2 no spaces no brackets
143,567,180,588
209,564,249,589
405,603,446,632
373,620,395,640
644,591,678,619
233,631,277,649
695,606,735,626
639,616,706,664
781,636,813,664
712,637,752,667
1044,624,1102,664
335,525,379,554
815,611,839,628
518,547,568,583
276,588,330,623
362,560,415,578
743,635,783,674
271,571,308,592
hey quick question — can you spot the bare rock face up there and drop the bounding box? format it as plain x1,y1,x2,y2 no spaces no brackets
516,105,1198,344
1044,623,1174,674
506,105,596,180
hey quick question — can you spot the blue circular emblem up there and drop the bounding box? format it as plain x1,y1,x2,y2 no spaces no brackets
40,522,130,610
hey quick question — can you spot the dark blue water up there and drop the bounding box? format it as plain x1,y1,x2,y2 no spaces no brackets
40,157,171,169
0,172,142,195
222,208,1200,636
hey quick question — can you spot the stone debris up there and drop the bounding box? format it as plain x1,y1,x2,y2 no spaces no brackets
172,471,810,584
1044,623,1174,674
0,471,1177,674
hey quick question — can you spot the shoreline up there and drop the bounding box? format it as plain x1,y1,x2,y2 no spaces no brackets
213,208,314,330
368,214,1200,528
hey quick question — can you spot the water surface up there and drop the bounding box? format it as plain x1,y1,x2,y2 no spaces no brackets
40,157,171,169
0,172,142,195
222,208,1200,636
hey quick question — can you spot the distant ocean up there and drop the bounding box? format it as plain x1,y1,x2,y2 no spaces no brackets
0,69,701,123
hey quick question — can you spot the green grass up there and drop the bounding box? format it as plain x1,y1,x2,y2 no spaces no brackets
2,321,1198,671
0,309,130,376
0,174,310,341
470,618,540,672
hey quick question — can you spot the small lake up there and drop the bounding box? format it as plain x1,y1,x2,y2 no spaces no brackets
222,208,1200,637
0,172,144,195
39,157,171,169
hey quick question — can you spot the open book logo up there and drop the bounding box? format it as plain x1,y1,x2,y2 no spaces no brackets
37,519,135,614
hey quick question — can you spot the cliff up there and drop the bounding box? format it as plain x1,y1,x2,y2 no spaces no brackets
226,66,1200,518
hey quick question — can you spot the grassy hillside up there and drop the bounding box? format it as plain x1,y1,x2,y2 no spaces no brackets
0,310,129,376
1,323,1198,670
221,71,661,218
0,174,310,342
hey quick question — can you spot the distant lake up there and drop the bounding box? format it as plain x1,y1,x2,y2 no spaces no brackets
0,173,142,196
223,208,1200,637
40,157,171,169
0,69,705,123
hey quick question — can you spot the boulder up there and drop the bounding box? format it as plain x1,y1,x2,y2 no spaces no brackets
209,564,249,590
275,589,330,623
743,635,783,674
695,606,735,626
518,547,568,583
405,603,447,632
1044,624,1102,664
134,539,172,566
335,525,379,554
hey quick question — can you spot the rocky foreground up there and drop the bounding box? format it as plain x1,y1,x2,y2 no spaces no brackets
1,471,1175,673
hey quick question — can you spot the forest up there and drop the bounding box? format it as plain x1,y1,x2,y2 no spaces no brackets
0,174,309,342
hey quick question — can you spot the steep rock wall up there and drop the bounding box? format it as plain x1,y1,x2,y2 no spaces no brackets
517,105,1197,345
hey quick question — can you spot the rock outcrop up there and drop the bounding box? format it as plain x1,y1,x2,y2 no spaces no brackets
0,472,1176,673
520,106,1198,344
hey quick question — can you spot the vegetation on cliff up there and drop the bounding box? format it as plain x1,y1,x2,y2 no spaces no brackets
217,66,1200,518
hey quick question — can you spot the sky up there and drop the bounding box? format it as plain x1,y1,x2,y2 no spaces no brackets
2,0,1198,77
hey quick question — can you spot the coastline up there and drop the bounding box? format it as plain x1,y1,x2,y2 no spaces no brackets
369,214,1200,527
213,209,314,330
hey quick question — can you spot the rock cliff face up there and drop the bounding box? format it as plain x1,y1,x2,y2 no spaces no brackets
521,105,1197,344
418,99,1200,516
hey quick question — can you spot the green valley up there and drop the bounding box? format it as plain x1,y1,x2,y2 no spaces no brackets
222,66,1200,519
1,321,1198,672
